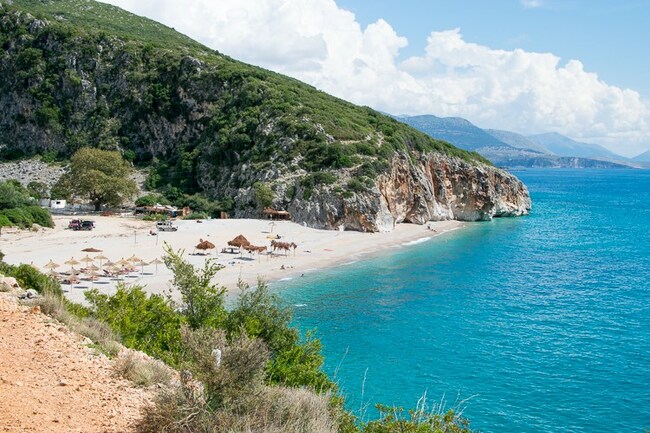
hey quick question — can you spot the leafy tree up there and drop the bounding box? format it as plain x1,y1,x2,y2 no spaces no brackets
252,181,274,209
135,193,169,207
26,181,49,199
162,244,228,329
54,148,138,210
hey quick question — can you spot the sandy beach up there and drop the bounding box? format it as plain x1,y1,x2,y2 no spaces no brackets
0,215,464,304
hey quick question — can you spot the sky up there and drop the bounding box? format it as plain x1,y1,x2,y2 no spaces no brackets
99,0,650,157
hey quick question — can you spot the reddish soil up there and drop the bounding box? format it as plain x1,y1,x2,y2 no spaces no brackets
0,294,150,432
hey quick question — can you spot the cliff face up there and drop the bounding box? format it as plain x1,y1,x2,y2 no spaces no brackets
286,153,530,232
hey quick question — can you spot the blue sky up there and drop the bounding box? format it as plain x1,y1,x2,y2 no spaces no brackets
102,0,650,157
337,0,650,99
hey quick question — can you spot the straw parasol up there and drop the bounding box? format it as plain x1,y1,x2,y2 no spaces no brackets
64,257,80,267
228,235,250,248
80,255,95,266
81,247,103,253
46,269,60,280
196,239,216,253
116,257,131,267
128,254,143,263
94,254,109,266
44,260,60,270
133,259,148,274
86,264,100,271
149,258,164,273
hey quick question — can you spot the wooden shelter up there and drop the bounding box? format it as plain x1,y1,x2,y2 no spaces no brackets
263,208,291,220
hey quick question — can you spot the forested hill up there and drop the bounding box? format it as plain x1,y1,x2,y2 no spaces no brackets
0,0,530,231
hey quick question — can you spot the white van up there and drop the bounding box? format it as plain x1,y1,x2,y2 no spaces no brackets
156,221,178,232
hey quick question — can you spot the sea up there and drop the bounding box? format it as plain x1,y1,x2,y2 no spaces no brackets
275,169,650,433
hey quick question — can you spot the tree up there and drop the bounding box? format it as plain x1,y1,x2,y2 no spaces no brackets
54,148,138,210
162,243,228,329
253,181,274,209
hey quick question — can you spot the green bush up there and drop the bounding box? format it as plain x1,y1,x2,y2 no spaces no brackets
135,193,169,207
24,206,54,227
85,285,185,365
1,208,33,228
0,261,62,296
0,214,12,227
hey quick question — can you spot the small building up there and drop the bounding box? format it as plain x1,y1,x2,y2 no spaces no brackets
39,198,67,209
263,207,291,220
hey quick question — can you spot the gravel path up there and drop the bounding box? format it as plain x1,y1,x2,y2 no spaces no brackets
0,294,151,432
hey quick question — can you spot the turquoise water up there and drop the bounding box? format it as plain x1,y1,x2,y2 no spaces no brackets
277,169,650,433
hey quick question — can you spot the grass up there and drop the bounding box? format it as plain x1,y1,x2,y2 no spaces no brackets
31,291,121,357
113,351,172,387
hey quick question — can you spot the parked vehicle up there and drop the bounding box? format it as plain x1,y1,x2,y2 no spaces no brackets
156,221,178,232
68,219,95,231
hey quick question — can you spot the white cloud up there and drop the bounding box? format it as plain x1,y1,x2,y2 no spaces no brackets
99,0,649,157
521,0,544,9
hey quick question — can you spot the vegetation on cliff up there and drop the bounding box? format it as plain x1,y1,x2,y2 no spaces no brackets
1,0,488,219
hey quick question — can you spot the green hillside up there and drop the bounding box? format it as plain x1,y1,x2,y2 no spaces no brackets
1,0,488,217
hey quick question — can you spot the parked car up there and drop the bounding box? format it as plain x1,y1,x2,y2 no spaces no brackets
156,221,178,232
68,219,95,231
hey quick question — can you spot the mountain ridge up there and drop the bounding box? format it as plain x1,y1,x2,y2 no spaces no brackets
397,114,637,169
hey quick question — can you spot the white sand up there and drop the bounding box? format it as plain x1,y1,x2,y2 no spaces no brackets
0,215,464,304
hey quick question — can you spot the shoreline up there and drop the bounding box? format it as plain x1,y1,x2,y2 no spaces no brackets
0,216,465,304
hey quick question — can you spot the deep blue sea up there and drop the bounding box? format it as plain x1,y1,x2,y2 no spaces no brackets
276,169,650,433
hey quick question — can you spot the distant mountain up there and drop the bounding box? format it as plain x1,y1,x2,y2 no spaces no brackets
485,129,548,154
633,150,650,162
397,115,513,151
397,115,637,169
527,132,623,159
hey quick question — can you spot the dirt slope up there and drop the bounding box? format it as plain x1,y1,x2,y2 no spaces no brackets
0,294,150,432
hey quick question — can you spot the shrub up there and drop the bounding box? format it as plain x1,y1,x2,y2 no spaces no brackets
7,263,62,295
162,244,227,330
85,285,184,365
135,193,169,207
114,352,172,387
24,205,54,227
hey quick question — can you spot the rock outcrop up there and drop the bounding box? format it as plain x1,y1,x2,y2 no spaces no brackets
287,152,530,232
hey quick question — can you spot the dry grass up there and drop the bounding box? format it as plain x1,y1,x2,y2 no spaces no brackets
136,326,338,433
30,292,121,357
114,352,172,387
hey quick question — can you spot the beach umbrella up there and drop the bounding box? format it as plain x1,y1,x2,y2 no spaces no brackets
86,270,101,287
196,239,216,253
94,254,109,268
228,235,250,248
150,257,164,273
81,247,103,253
64,257,80,267
116,257,131,267
133,259,148,274
44,260,60,270
86,264,100,271
46,269,60,280
80,255,95,266
128,254,143,263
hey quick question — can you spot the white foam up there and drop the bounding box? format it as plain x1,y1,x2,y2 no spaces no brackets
278,277,293,282
294,303,307,307
402,236,432,247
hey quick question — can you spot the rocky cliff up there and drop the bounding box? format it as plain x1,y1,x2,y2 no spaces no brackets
0,1,530,232
285,152,530,232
